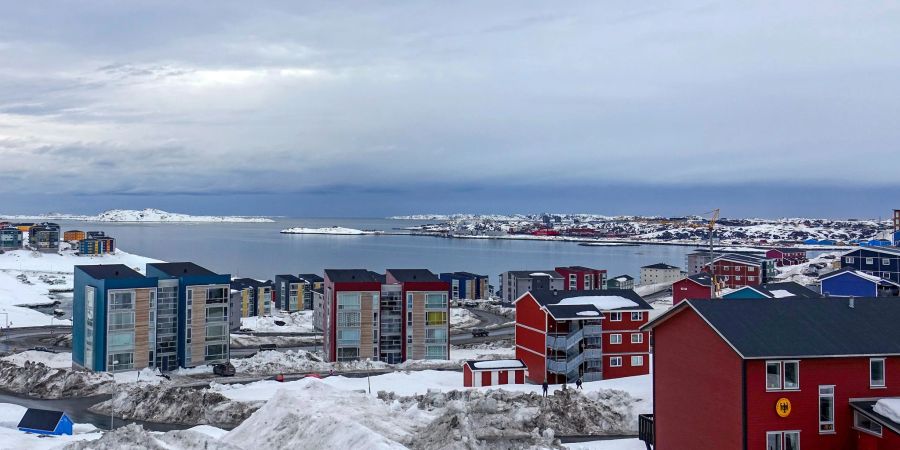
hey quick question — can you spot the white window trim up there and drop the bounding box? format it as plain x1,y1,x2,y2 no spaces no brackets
631,333,643,344
870,357,886,388
631,312,643,321
610,333,622,344
819,385,835,434
766,361,782,391
846,257,854,263
631,355,644,366
609,356,622,367
609,312,622,322
853,411,883,437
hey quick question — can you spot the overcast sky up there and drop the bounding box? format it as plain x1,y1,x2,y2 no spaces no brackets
2,1,899,217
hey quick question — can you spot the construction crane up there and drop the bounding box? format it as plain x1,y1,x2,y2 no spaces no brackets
706,209,720,299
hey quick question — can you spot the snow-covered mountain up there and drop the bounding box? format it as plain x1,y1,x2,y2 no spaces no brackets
0,208,273,223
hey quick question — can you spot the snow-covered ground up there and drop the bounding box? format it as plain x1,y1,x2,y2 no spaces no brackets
239,310,314,333
1,350,72,369
279,226,375,235
0,208,273,223
773,250,844,286
0,248,160,327
449,307,479,329
564,439,646,450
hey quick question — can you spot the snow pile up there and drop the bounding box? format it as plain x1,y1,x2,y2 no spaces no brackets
577,311,600,316
450,307,479,329
90,384,261,426
0,402,101,449
230,334,319,348
873,398,900,424
381,387,641,448
240,310,314,333
768,289,795,298
280,226,372,235
222,381,428,450
1,209,273,223
1,350,72,368
62,423,239,450
0,359,113,398
557,296,638,310
231,349,390,375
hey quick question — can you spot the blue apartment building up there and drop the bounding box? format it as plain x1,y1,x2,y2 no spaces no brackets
439,272,490,300
840,247,900,284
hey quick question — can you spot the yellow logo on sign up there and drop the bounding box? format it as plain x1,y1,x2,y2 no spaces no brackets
776,398,792,418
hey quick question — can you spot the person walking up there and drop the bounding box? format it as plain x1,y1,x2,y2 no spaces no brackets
576,376,583,390
542,381,548,397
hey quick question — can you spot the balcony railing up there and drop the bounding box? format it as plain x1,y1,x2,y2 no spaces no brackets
583,325,602,336
546,328,584,350
584,348,602,359
638,414,654,448
547,351,585,374
583,371,603,382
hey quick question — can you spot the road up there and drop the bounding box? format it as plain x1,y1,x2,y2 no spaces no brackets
0,325,72,353
450,307,514,345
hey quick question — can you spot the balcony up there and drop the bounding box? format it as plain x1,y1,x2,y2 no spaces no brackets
583,325,602,337
584,348,602,360
546,328,583,350
547,351,584,374
583,371,603,382
638,414,654,448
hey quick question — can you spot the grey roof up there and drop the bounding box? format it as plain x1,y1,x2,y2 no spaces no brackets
275,274,302,282
544,304,606,320
769,247,807,254
845,246,900,256
149,262,217,277
387,269,439,282
231,278,271,289
297,273,324,283
610,274,634,281
682,273,712,287
642,263,679,270
662,298,900,358
714,253,766,265
453,271,486,278
507,270,562,279
77,264,144,280
17,408,65,431
736,282,820,299
324,269,381,283
849,401,900,435
528,289,652,310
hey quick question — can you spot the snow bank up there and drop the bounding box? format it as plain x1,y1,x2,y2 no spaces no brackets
0,359,113,399
1,350,72,369
240,310,314,333
873,398,900,424
280,226,372,235
557,296,638,310
0,403,101,450
62,423,238,450
222,381,427,450
564,439,647,450
90,384,260,426
450,307,479,329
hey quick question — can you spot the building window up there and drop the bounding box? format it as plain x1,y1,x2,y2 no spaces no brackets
854,411,883,437
748,276,756,282
631,355,644,366
338,293,361,310
204,343,228,361
109,291,134,310
337,347,359,361
584,275,591,290
610,334,622,344
609,312,622,321
783,361,799,390
747,267,756,273
819,385,835,433
766,361,782,390
723,276,730,281
766,431,800,450
631,312,643,321
107,352,134,371
631,333,643,344
425,293,447,309
337,329,360,346
883,258,891,265
425,345,446,359
735,276,742,281
609,357,622,367
845,257,854,263
870,358,886,388
337,311,361,327
426,311,448,326
207,287,228,304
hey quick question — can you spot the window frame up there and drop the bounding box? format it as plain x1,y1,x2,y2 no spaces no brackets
783,360,800,390
609,356,622,367
870,358,886,388
631,333,644,344
819,385,835,434
631,355,644,366
853,411,883,437
608,312,622,322
610,333,622,344
631,312,643,321
766,361,782,391
846,257,854,263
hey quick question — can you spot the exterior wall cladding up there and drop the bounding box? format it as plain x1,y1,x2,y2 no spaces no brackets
652,306,900,450
514,293,649,384
708,259,765,289
841,249,900,284
323,270,449,363
673,278,711,304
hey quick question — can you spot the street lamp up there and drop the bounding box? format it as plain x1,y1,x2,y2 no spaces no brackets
110,361,118,430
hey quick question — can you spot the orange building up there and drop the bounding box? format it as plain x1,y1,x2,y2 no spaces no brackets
64,230,86,242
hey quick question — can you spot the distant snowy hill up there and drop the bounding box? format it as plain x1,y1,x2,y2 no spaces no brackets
0,208,273,223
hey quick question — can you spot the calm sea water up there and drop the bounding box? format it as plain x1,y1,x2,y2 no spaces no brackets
54,218,700,283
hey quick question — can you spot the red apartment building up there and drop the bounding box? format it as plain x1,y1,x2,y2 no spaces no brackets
641,298,900,450
704,253,775,289
672,273,713,304
555,266,607,291
514,289,652,384
766,248,809,267
322,269,449,363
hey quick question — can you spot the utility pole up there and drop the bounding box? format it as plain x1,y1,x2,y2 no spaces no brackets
708,209,720,299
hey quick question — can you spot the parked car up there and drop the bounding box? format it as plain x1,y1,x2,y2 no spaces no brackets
213,362,235,377
464,300,478,307
471,328,489,337
259,343,277,352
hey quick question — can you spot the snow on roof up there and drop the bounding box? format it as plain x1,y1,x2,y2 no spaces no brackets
769,289,795,298
556,295,638,310
576,311,600,316
873,398,900,425
615,277,628,282
529,272,552,277
471,359,525,370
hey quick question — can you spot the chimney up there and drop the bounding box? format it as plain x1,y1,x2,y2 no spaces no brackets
849,297,855,309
